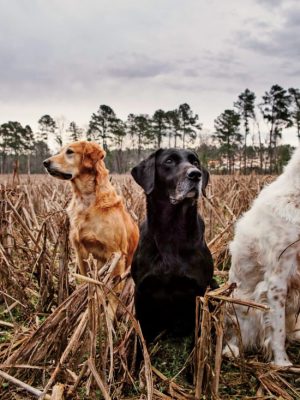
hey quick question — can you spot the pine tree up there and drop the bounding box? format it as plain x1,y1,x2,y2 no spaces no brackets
288,88,300,141
67,121,83,142
0,121,34,174
151,109,168,148
111,118,127,149
234,89,256,173
214,109,241,173
165,110,181,147
260,85,292,172
22,125,35,174
126,114,153,158
87,105,116,149
178,103,202,148
38,114,57,144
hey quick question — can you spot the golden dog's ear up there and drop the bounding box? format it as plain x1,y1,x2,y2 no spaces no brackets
90,147,106,163
85,143,109,183
81,142,106,171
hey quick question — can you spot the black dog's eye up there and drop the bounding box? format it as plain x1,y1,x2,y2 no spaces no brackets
66,148,74,155
165,158,173,164
193,160,200,167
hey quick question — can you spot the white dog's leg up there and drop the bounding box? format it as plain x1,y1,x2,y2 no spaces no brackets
268,273,292,366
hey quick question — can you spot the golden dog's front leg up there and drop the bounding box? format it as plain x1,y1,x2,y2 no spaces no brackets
73,240,89,276
107,256,126,322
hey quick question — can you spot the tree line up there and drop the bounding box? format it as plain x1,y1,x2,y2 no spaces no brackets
214,85,299,173
0,84,299,174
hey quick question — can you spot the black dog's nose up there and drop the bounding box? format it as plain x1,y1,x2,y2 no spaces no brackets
43,159,50,168
187,168,201,181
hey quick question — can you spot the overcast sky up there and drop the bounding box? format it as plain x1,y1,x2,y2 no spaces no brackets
0,0,299,145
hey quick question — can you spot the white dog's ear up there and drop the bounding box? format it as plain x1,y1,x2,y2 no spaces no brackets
131,150,162,195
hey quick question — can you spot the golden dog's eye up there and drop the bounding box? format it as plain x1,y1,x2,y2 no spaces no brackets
66,148,74,155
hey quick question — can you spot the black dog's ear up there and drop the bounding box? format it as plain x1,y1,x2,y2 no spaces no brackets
201,166,210,197
131,150,162,195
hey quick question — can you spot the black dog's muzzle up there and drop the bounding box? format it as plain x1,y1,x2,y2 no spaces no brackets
169,167,202,204
187,167,201,182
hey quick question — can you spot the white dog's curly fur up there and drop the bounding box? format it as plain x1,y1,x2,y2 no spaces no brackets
224,147,300,366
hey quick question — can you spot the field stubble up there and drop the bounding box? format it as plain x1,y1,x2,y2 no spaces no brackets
0,173,299,399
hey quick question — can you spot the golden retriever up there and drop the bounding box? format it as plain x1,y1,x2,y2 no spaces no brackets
43,141,139,310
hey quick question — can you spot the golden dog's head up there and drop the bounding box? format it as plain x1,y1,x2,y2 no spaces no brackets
43,141,106,180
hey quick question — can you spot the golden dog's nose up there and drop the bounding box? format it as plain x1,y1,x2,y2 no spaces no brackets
43,159,51,168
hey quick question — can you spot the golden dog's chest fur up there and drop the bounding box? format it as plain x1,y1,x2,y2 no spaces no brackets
68,183,138,276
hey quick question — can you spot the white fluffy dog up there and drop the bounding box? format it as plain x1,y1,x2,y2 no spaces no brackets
224,147,300,366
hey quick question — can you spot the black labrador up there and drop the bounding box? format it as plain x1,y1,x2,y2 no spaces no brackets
131,148,215,342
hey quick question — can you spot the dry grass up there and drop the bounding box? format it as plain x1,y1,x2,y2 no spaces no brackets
0,173,299,399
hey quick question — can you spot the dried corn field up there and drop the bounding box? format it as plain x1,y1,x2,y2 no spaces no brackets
0,173,299,400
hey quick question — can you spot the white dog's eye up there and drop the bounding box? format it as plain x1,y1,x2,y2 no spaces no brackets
66,148,74,155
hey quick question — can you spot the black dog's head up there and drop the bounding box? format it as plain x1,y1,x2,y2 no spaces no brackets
131,148,209,204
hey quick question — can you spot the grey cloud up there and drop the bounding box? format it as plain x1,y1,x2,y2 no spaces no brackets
236,4,300,61
200,52,242,66
102,50,244,85
287,69,300,77
244,19,270,29
177,51,243,77
104,53,174,78
0,0,299,133
284,8,300,25
256,0,285,8
158,55,252,93
257,0,299,7
191,53,247,83
238,27,300,59
242,17,273,31
183,68,199,78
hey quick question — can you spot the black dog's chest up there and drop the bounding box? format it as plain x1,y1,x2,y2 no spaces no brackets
137,273,204,313
134,234,213,283
134,273,204,339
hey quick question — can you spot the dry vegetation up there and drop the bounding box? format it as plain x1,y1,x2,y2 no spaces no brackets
0,173,299,399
